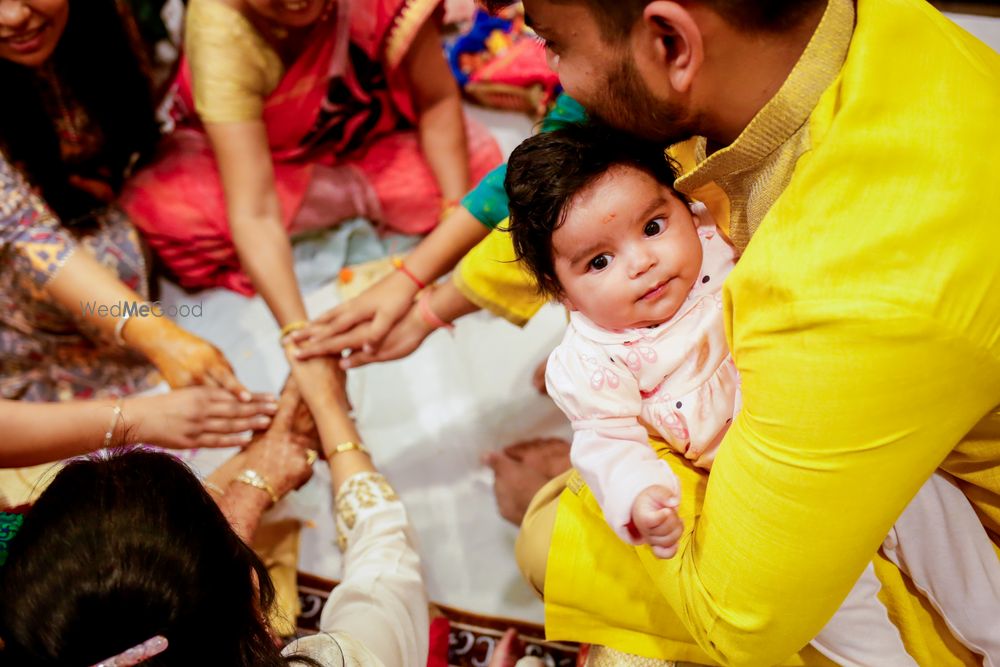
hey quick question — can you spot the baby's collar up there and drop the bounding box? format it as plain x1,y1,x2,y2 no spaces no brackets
568,311,666,346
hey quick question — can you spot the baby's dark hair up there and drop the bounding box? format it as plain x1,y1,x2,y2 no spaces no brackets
505,124,683,297
0,449,319,667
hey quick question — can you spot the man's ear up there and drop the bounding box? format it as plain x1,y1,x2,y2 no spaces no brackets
641,1,704,94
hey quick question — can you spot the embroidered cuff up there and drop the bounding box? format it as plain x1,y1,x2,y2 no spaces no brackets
334,471,399,551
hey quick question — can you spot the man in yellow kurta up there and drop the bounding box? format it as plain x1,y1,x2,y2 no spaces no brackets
452,0,1000,664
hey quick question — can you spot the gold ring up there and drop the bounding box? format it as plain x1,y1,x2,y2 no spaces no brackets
305,449,318,466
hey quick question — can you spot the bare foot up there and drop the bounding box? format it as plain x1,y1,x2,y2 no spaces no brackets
502,438,570,478
531,358,548,395
483,438,570,525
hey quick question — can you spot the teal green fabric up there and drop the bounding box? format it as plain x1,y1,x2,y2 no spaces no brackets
539,93,587,132
461,93,587,229
0,512,24,567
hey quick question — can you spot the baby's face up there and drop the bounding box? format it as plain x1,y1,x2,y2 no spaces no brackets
552,165,702,330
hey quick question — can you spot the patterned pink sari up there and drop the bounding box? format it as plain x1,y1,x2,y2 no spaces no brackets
121,0,501,295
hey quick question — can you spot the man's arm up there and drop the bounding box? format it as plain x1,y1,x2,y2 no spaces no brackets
646,303,1000,665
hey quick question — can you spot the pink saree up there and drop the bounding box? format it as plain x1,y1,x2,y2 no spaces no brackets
121,0,501,295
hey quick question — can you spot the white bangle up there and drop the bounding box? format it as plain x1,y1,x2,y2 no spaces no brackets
103,398,124,449
114,311,132,346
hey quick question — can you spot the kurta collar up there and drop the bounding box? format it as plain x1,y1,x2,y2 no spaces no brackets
675,0,856,194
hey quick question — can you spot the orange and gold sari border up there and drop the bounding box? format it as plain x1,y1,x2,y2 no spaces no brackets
384,0,443,70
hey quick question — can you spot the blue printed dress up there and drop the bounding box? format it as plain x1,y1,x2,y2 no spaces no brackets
0,153,156,401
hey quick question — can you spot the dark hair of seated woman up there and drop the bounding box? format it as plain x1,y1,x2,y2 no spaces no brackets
0,449,320,666
0,0,160,225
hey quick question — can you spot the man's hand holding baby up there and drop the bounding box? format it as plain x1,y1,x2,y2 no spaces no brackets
630,484,683,559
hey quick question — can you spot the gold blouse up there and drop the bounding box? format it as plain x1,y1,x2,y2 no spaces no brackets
184,0,284,123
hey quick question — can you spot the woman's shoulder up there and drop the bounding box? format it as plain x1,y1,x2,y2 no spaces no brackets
183,0,284,120
0,154,57,228
351,0,444,68
185,0,276,64
186,0,243,22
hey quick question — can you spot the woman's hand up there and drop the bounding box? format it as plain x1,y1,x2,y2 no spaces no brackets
284,349,351,416
125,388,278,449
335,301,435,369
290,270,419,360
216,384,317,540
245,380,320,495
242,430,316,499
127,318,253,400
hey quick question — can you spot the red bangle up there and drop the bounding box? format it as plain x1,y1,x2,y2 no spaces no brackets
417,291,455,332
392,257,426,290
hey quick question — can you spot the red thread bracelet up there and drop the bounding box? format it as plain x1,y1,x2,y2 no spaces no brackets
417,291,455,332
392,257,426,290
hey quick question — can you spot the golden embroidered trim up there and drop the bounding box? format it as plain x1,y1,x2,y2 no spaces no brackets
587,646,687,666
566,469,585,495
384,0,441,70
334,471,399,551
674,0,855,252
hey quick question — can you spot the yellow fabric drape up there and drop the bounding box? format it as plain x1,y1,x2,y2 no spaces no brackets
454,226,547,327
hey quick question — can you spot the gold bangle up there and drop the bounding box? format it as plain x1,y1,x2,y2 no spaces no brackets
328,441,370,458
280,320,308,339
235,468,279,504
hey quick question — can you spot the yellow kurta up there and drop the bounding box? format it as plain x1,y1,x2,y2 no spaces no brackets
455,0,1000,664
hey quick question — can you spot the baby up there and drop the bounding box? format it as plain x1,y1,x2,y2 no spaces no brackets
505,125,1000,667
508,125,735,555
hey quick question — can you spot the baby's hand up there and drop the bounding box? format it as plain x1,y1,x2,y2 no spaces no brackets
631,485,683,559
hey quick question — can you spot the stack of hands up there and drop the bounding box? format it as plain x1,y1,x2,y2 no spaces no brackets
127,315,354,527
288,269,445,369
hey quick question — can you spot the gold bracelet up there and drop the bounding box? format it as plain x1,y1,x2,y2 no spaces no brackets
328,441,371,458
103,398,124,449
235,468,279,504
280,320,308,339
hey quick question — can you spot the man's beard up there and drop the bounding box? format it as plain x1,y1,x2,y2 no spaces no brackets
590,53,695,145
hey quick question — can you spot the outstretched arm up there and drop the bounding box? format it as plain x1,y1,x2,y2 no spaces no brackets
405,18,469,206
205,120,308,330
47,250,252,397
0,389,277,468
292,205,489,359
0,154,250,398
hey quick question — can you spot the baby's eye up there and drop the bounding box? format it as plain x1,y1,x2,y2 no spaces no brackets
588,254,611,271
644,219,665,237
